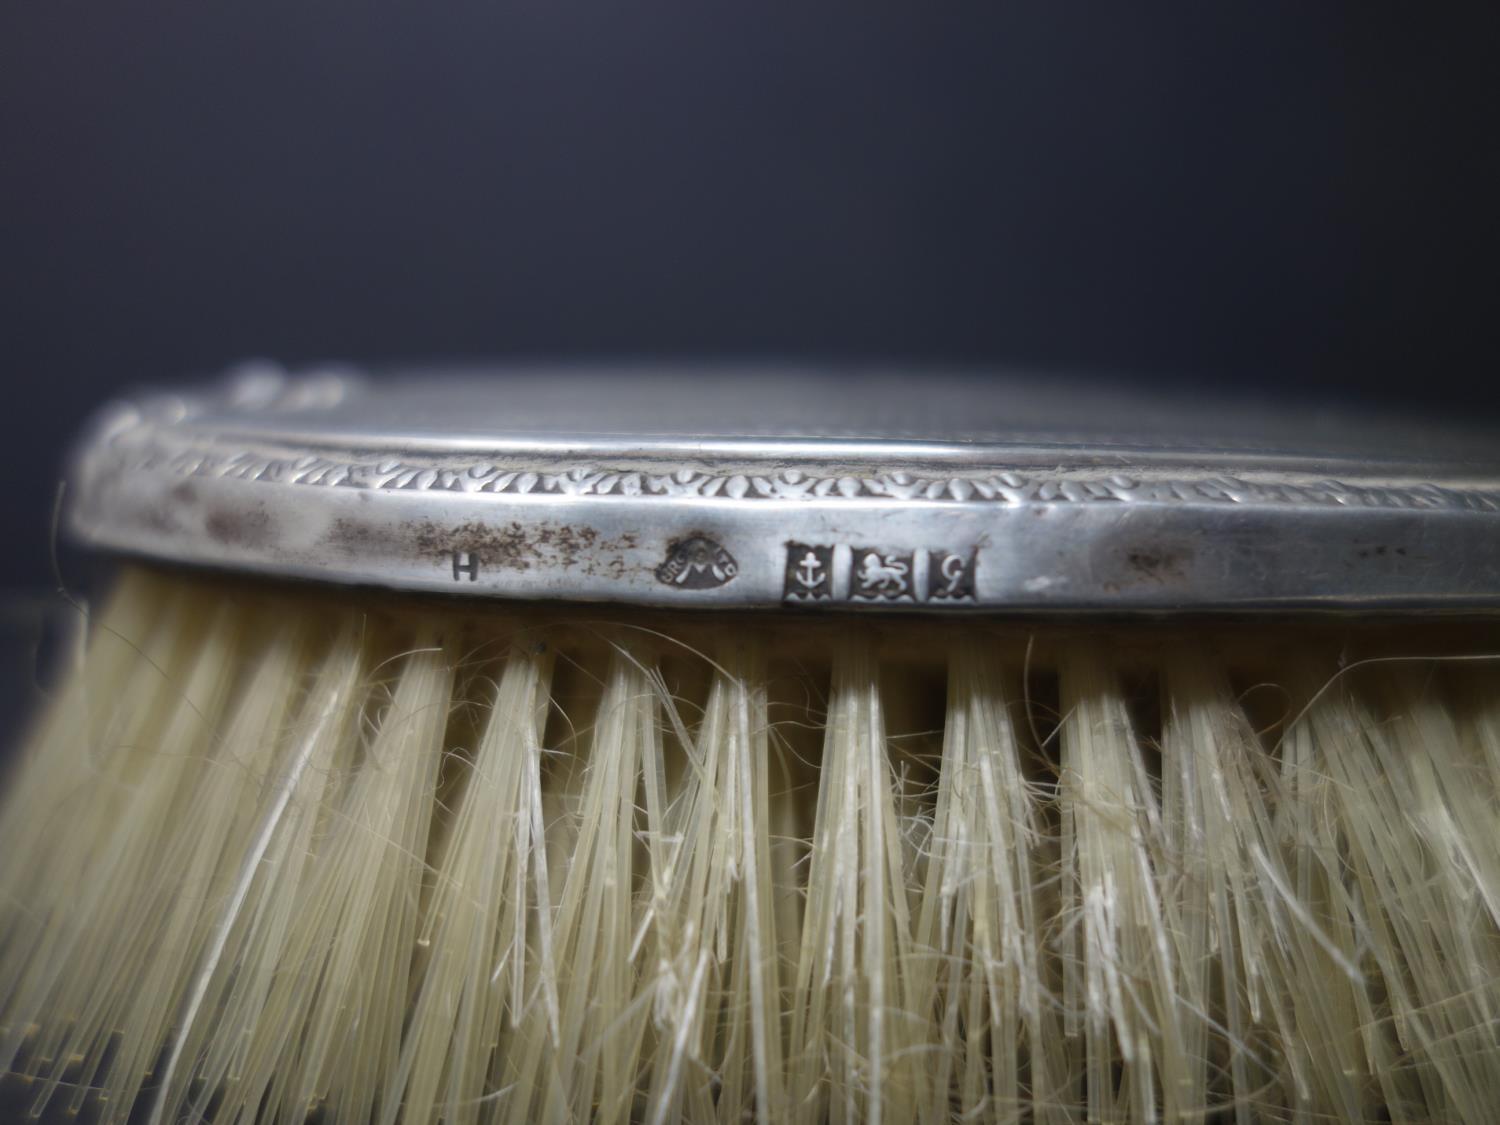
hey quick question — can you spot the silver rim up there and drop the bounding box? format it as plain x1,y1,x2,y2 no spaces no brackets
67,363,1500,612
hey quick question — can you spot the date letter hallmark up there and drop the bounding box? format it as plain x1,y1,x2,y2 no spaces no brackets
851,548,914,603
783,543,834,602
928,549,977,603
655,536,739,589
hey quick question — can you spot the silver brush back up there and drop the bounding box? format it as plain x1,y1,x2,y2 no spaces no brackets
67,363,1500,611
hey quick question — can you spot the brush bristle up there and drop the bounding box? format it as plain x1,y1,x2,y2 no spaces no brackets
2,567,1499,1123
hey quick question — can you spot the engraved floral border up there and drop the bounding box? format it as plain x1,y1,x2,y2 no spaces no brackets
77,372,1500,514
97,435,1500,513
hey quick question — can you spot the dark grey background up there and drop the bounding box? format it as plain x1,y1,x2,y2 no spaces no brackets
3,2,1498,596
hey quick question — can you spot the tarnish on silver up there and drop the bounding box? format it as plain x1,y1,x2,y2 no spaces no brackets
66,363,1500,612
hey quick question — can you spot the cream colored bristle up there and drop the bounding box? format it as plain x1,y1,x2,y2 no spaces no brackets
911,643,1063,1123
377,636,553,1125
3,567,1500,1123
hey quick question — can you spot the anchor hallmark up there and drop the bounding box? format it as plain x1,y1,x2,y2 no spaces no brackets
783,543,833,602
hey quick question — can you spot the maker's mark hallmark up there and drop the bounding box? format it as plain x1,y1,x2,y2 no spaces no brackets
655,536,739,589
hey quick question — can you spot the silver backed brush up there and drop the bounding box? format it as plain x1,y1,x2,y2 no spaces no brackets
7,362,1499,1125
64,362,1500,612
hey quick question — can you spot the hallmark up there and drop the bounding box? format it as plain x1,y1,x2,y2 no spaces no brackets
928,550,977,602
781,544,978,604
655,536,739,589
784,543,834,601
851,548,914,602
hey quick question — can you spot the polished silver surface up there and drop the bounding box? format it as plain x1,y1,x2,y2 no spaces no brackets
66,362,1500,612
